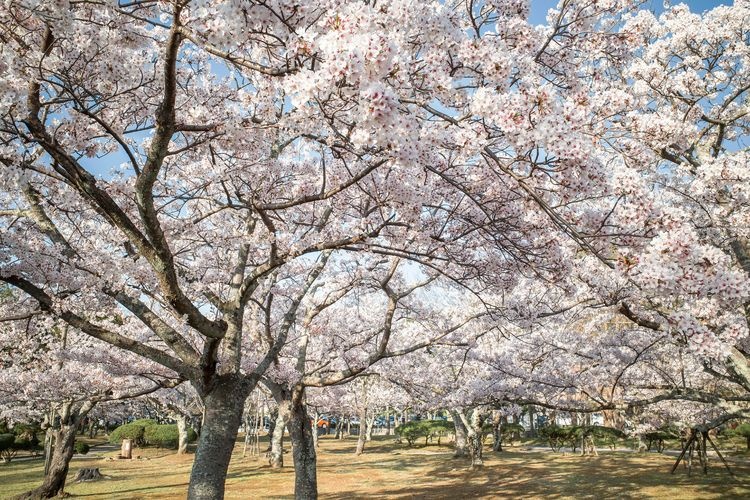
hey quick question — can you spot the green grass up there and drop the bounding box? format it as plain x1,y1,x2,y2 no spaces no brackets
1,434,748,499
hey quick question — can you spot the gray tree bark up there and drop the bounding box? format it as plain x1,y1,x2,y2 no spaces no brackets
288,400,318,500
458,408,484,467
187,377,249,500
20,402,93,499
355,407,367,455
451,409,468,458
176,414,189,455
365,413,374,442
269,410,287,468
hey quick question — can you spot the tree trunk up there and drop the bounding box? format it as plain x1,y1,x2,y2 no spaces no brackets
459,409,484,467
355,407,367,455
269,410,286,468
451,409,468,458
20,423,79,498
43,428,54,476
187,377,249,500
335,418,343,440
528,406,535,437
365,414,374,442
311,409,320,450
288,401,317,500
267,408,278,449
385,407,391,436
492,411,503,452
176,414,189,455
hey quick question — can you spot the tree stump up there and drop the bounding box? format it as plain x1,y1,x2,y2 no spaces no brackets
74,468,103,482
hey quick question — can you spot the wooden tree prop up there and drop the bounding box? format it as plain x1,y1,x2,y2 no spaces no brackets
670,427,734,477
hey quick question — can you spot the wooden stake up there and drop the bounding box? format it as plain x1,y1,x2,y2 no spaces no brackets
706,433,735,477
671,429,697,474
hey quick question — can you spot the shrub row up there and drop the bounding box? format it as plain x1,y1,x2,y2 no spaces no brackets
109,420,196,449
538,425,625,452
396,420,454,446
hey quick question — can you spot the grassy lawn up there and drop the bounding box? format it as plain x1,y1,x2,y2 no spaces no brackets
1,435,748,499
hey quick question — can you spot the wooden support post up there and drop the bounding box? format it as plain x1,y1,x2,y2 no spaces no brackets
706,433,735,477
671,429,697,474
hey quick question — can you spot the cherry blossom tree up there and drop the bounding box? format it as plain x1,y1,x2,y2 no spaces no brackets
0,301,181,499
3,1,749,499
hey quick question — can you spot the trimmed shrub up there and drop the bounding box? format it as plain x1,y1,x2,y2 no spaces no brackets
539,425,574,452
643,426,679,452
74,441,90,455
728,423,750,450
144,424,197,449
0,433,18,463
110,420,196,449
0,434,14,450
500,423,526,446
396,420,454,447
129,419,158,427
109,420,156,447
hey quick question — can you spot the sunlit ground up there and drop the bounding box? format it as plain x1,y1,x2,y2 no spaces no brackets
1,435,748,499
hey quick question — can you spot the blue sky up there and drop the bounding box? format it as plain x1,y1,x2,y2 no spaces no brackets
528,0,733,25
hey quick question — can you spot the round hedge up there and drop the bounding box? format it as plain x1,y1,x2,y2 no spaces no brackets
109,420,196,449
108,420,157,446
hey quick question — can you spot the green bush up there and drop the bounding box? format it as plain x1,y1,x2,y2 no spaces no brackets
109,420,157,447
129,419,158,427
110,420,195,449
589,425,626,450
491,422,526,447
396,420,454,447
539,425,625,452
144,424,179,448
728,423,750,450
0,434,14,450
144,424,197,449
643,425,679,452
74,442,90,455
539,425,575,451
12,423,40,449
0,433,19,463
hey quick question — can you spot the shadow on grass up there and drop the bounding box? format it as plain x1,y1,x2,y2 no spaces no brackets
321,450,750,500
70,482,189,497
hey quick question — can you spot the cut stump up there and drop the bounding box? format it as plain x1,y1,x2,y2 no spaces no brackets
74,468,104,482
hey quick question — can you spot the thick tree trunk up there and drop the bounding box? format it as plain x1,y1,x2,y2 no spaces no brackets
187,377,249,500
269,410,286,468
21,401,94,500
288,402,318,500
451,410,468,458
20,424,78,499
460,409,484,467
176,414,189,455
